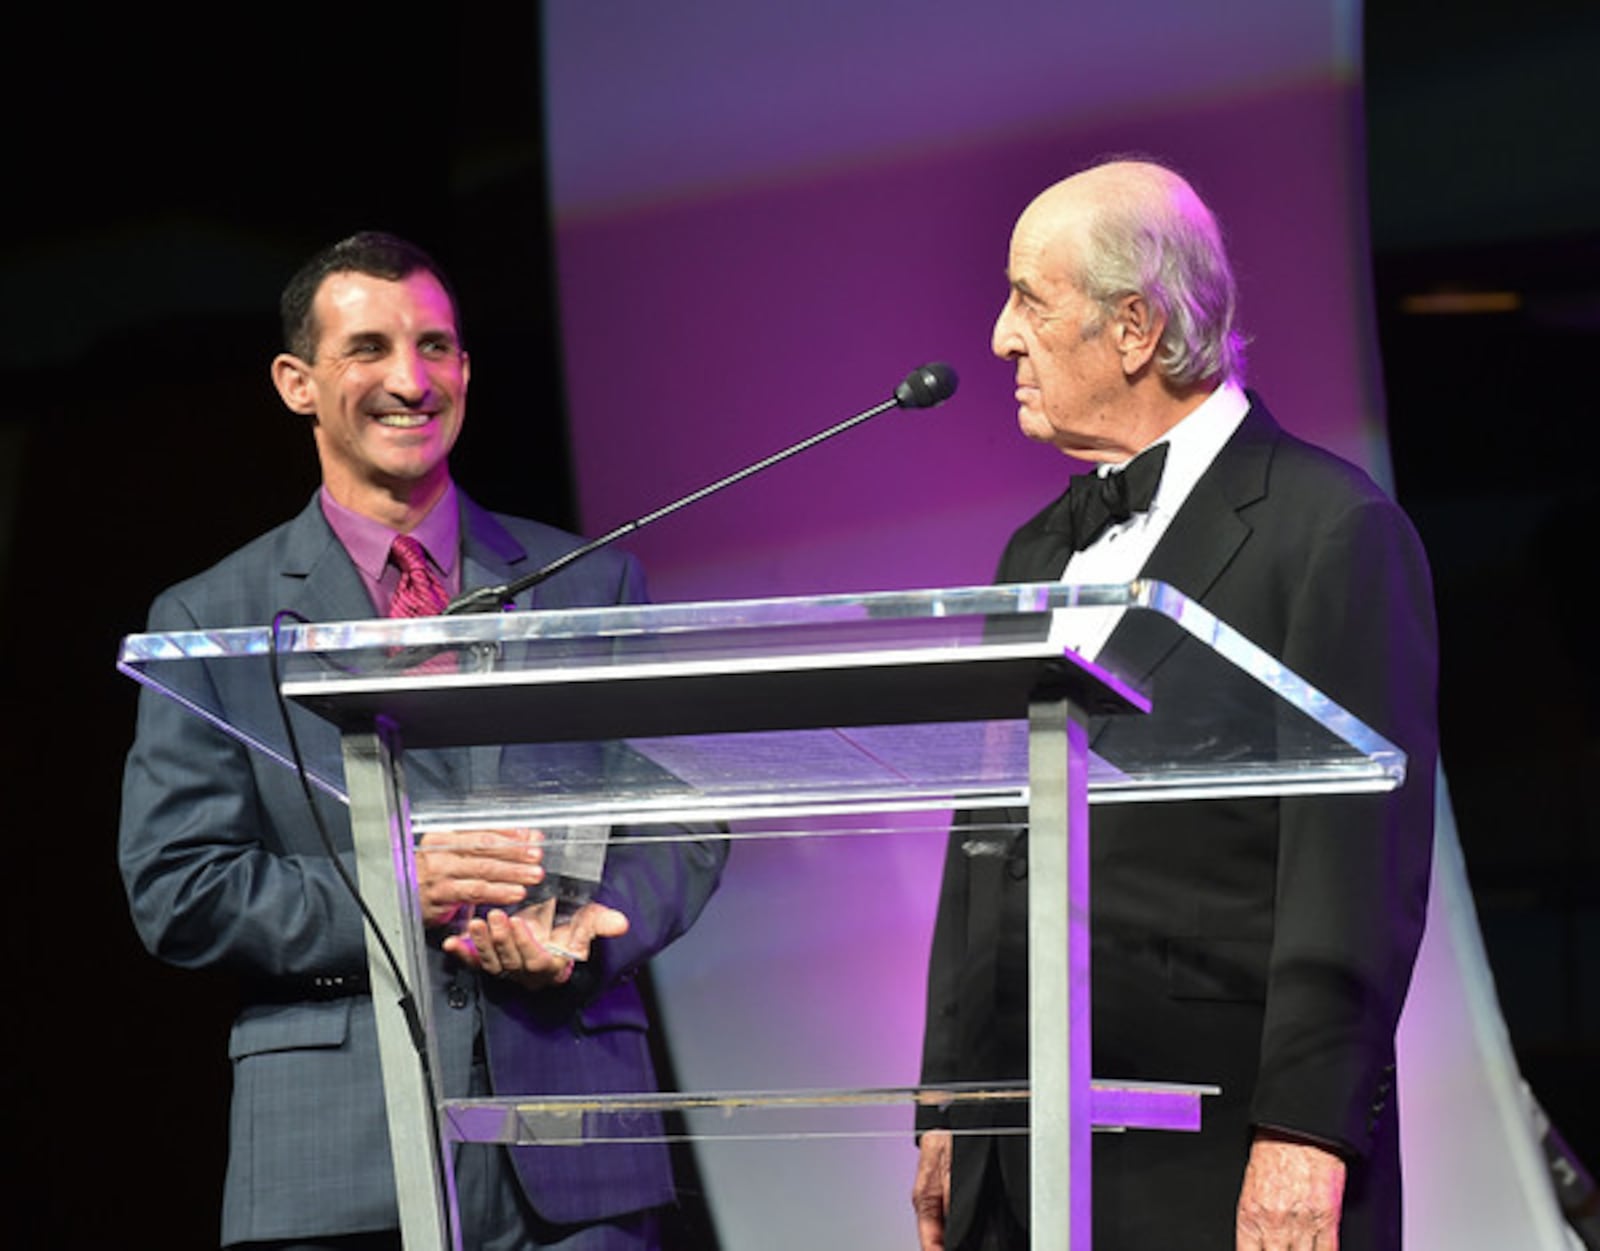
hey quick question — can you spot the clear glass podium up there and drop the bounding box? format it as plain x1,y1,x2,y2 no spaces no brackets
118,580,1407,1251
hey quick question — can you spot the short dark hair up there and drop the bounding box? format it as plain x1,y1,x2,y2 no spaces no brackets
279,230,463,361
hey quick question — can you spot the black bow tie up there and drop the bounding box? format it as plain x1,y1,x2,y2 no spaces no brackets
1064,442,1169,554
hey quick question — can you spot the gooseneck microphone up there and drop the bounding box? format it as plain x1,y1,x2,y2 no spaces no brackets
893,361,959,409
445,362,958,615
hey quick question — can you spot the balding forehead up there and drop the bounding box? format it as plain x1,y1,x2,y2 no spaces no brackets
1047,160,1200,213
1011,192,1090,284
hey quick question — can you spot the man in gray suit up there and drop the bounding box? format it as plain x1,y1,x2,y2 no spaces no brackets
120,232,727,1250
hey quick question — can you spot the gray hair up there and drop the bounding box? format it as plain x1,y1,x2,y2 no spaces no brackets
1075,165,1246,387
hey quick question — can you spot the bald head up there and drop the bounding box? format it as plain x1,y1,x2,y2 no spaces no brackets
1027,160,1200,222
993,160,1246,461
1025,160,1244,388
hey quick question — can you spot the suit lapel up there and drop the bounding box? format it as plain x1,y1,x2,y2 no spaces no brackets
275,489,538,622
1141,402,1273,601
1002,490,1075,583
1102,400,1278,689
248,497,374,803
275,494,377,624
459,492,536,607
455,492,536,789
272,491,525,793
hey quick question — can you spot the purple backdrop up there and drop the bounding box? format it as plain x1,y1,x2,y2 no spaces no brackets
540,5,1554,1247
554,83,1381,603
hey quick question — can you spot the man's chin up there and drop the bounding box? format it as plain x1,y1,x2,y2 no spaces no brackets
1017,410,1055,445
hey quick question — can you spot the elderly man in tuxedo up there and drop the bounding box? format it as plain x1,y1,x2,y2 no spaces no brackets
120,232,727,1251
914,162,1438,1250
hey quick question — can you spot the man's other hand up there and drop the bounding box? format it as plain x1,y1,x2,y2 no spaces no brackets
444,899,628,992
415,828,544,927
913,1128,952,1250
1236,1130,1347,1250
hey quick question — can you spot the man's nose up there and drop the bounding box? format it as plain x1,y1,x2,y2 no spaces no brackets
992,301,1022,360
386,347,429,400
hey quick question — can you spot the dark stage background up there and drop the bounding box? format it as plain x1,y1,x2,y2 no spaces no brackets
1366,10,1600,1186
3,6,1594,1248
2,15,583,1249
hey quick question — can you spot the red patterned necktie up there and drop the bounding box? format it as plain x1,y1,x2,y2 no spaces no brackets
385,534,458,673
387,534,450,618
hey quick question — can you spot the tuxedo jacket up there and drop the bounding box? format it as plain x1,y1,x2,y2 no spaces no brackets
120,491,727,1245
920,397,1438,1250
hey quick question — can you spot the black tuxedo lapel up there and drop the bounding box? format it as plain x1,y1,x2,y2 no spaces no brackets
1099,400,1278,691
996,489,1075,583
1142,399,1273,601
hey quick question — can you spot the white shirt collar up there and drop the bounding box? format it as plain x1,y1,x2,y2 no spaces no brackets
1065,381,1250,576
1137,380,1250,523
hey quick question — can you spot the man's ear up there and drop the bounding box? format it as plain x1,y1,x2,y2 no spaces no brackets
271,353,319,418
1112,293,1165,377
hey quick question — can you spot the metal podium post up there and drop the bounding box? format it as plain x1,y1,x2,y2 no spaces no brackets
1028,696,1093,1249
344,725,460,1251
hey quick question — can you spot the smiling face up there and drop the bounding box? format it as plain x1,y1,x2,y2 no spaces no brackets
272,269,469,524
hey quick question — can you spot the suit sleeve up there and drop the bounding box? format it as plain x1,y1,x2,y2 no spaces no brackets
1249,492,1439,1157
918,818,976,1133
118,588,369,979
917,534,1038,1133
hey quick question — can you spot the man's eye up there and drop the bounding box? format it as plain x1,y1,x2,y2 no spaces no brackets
420,339,456,358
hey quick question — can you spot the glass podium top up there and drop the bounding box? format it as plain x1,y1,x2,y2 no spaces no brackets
117,580,1405,826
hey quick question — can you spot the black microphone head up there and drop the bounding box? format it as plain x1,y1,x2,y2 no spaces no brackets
894,361,959,409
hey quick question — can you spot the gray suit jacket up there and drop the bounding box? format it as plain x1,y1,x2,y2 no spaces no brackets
120,491,727,1243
